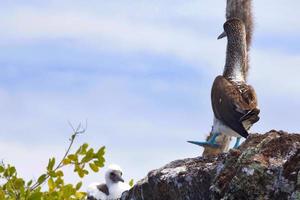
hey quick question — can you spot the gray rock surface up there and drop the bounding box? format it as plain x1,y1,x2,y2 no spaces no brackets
122,131,300,200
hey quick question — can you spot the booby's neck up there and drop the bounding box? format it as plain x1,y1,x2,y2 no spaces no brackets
223,34,247,82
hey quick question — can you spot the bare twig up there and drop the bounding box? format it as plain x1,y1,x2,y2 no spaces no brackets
30,122,87,191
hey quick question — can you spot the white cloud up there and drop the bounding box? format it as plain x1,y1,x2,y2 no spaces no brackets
0,7,226,69
1,0,298,73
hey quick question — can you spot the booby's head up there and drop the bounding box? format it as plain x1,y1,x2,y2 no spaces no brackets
105,164,124,185
217,18,246,41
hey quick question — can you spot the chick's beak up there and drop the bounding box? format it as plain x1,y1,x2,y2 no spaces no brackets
116,174,124,182
217,31,227,40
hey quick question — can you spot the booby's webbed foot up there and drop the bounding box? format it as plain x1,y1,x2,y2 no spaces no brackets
187,141,220,148
188,132,220,148
233,137,241,149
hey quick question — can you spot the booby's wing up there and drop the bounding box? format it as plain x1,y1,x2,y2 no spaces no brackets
87,183,109,200
97,184,109,196
238,84,260,123
211,76,259,138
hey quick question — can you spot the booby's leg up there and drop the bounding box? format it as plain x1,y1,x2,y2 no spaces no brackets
187,132,220,148
233,137,241,148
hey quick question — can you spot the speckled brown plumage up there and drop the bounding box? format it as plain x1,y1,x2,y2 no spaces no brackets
212,19,259,138
211,75,259,138
222,18,247,81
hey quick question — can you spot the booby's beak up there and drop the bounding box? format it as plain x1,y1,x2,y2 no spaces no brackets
217,31,227,40
116,174,124,183
110,170,125,183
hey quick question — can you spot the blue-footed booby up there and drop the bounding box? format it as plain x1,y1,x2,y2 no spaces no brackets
87,164,130,200
188,18,260,148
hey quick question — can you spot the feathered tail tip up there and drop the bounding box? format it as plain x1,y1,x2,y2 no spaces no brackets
226,0,253,48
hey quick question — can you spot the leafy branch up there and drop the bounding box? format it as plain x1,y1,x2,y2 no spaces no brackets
0,123,106,200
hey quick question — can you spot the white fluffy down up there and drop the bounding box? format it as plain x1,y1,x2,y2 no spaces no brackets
87,182,108,200
107,164,122,172
107,182,130,200
87,182,130,200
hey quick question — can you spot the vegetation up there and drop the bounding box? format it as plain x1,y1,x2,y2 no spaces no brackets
0,124,105,200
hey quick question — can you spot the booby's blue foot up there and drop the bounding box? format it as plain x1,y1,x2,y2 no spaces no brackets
188,132,220,148
187,140,220,148
233,137,241,149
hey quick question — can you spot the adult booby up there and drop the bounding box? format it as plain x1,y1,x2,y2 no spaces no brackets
188,18,260,148
87,164,130,200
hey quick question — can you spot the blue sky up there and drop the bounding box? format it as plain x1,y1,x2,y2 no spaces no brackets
0,0,299,189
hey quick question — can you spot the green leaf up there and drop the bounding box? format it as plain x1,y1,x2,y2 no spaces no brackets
94,157,105,167
97,146,106,157
74,165,80,173
75,182,82,190
27,180,33,187
76,143,89,155
81,148,94,163
82,143,89,150
75,191,86,199
47,158,56,171
62,158,71,165
48,178,55,191
77,169,84,178
28,191,42,200
81,156,92,163
129,179,134,187
67,154,77,162
37,174,47,184
55,177,64,186
0,189,5,199
0,165,4,173
48,170,57,177
56,170,64,177
14,178,25,189
8,166,16,175
62,184,76,198
77,168,89,178
89,163,99,172
87,148,94,155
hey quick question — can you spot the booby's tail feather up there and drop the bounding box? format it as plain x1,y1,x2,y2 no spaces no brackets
226,0,253,77
239,108,260,123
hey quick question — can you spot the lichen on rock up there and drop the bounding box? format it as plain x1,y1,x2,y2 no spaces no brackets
122,131,300,200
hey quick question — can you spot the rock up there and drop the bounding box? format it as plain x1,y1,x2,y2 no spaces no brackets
122,131,300,200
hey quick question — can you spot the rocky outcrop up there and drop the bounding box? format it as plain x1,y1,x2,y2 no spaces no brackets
122,131,300,200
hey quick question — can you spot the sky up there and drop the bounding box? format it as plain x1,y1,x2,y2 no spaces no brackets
0,0,300,189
